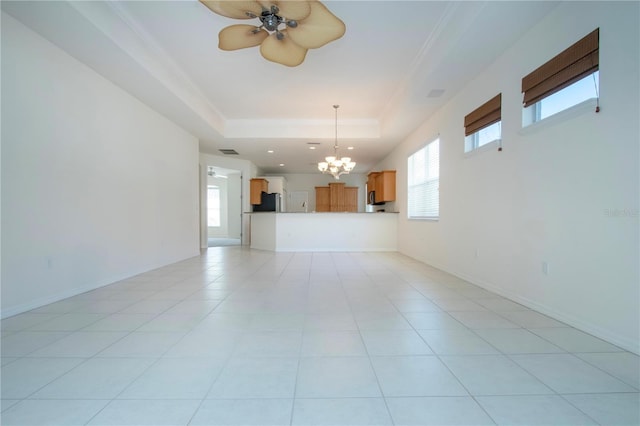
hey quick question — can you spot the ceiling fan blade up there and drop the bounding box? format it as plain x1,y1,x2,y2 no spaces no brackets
199,1,263,19
257,1,311,21
287,1,345,49
260,31,307,67
219,25,268,51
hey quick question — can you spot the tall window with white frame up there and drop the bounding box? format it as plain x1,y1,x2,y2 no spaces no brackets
408,138,440,219
207,185,221,227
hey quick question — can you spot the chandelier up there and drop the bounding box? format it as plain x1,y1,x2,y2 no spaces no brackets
318,105,356,180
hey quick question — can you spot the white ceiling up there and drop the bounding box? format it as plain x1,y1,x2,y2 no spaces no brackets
2,0,558,174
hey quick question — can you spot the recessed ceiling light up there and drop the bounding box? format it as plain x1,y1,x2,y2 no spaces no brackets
347,146,354,150
309,146,316,150
267,150,274,153
279,163,285,167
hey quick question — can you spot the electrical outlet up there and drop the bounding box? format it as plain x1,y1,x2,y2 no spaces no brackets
475,248,480,259
542,261,549,275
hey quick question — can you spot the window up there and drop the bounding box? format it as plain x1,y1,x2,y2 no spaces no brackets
464,93,502,153
466,121,501,152
522,28,599,126
524,71,599,124
408,138,440,219
207,185,221,227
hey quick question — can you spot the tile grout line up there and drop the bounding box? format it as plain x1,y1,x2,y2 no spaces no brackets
343,251,398,426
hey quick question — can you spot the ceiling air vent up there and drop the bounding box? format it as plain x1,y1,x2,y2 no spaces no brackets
219,149,239,155
427,89,445,98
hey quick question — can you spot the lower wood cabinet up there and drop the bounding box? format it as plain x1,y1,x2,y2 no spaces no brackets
315,182,357,212
315,186,330,212
344,187,358,212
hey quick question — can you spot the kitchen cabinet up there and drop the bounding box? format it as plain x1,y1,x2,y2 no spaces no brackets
344,187,358,212
250,178,268,205
315,182,358,212
329,183,345,212
367,170,396,204
315,186,330,212
367,173,378,195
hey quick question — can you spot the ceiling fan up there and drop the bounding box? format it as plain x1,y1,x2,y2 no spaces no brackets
199,1,346,67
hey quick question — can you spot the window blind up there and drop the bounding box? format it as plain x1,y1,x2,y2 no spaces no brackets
522,28,599,108
464,93,502,136
408,139,439,219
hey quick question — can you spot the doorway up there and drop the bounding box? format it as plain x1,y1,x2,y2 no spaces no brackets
206,166,242,247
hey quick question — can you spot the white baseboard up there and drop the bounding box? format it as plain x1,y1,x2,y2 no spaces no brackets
403,254,640,355
1,251,200,319
1,280,112,319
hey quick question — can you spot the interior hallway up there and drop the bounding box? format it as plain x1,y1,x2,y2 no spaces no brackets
1,248,638,425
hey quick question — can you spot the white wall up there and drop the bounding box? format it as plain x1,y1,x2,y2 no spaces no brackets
378,2,639,353
227,173,242,239
1,13,200,317
278,173,368,212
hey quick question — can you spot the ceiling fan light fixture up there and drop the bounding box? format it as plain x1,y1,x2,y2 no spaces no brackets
258,1,311,21
218,24,268,50
200,0,345,67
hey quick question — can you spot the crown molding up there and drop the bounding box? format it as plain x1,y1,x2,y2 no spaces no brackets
67,0,226,134
225,118,380,139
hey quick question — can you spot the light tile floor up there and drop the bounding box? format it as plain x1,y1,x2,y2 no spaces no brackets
1,248,638,425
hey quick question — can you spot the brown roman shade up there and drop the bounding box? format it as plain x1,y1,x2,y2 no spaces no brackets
522,28,599,107
464,93,501,136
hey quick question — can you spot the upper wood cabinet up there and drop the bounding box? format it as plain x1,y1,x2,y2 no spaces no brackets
250,178,268,205
367,173,378,194
315,182,358,212
368,170,396,203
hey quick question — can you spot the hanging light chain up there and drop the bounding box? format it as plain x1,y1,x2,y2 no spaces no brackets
318,105,356,179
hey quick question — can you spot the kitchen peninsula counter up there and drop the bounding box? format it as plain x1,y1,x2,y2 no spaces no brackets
248,212,398,252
